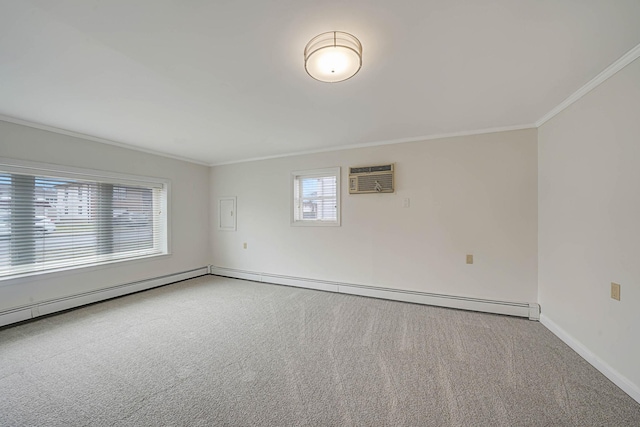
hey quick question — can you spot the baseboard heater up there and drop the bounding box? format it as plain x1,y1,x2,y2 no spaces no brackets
0,267,209,328
209,266,540,320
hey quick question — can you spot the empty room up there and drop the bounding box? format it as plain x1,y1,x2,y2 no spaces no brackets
1,1,639,425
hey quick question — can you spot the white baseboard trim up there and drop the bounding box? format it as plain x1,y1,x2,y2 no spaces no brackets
209,266,540,320
0,267,209,328
540,314,640,404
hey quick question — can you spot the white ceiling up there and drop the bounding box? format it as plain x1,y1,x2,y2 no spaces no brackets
1,1,639,166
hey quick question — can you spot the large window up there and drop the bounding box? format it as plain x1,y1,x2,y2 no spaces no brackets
291,167,340,226
0,159,168,280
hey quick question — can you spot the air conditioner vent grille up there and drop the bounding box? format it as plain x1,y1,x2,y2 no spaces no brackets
350,165,392,174
358,174,393,192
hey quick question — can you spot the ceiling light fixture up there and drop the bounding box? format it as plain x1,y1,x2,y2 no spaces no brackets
304,31,362,83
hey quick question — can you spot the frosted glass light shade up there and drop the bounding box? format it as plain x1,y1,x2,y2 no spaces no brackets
304,31,362,83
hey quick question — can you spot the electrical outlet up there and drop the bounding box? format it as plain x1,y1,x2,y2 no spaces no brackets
403,198,410,208
243,242,247,249
466,254,473,264
611,282,621,301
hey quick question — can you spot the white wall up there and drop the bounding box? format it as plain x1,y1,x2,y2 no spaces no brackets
0,120,210,312
539,58,640,391
211,129,538,303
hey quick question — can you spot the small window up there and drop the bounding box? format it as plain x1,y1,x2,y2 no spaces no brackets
291,167,340,226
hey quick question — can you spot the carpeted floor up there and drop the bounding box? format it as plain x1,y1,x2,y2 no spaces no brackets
0,276,639,426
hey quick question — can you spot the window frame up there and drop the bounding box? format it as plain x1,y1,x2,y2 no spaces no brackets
291,167,341,227
0,157,170,283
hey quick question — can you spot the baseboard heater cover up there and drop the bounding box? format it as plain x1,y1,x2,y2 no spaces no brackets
0,267,209,328
209,266,540,320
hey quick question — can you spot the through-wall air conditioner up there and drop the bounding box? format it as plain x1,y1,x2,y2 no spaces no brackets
349,164,395,194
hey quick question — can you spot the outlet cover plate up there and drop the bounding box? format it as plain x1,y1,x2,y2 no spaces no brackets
611,282,621,301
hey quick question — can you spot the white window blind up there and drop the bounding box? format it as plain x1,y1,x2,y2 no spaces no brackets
0,163,167,280
292,167,340,226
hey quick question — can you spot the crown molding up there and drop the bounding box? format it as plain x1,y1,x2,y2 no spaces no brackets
209,124,537,166
0,114,210,167
536,42,640,127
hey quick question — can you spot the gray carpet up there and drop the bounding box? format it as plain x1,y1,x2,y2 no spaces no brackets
0,276,639,426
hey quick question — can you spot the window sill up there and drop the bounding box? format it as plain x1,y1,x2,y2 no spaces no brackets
291,221,341,227
0,252,171,287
